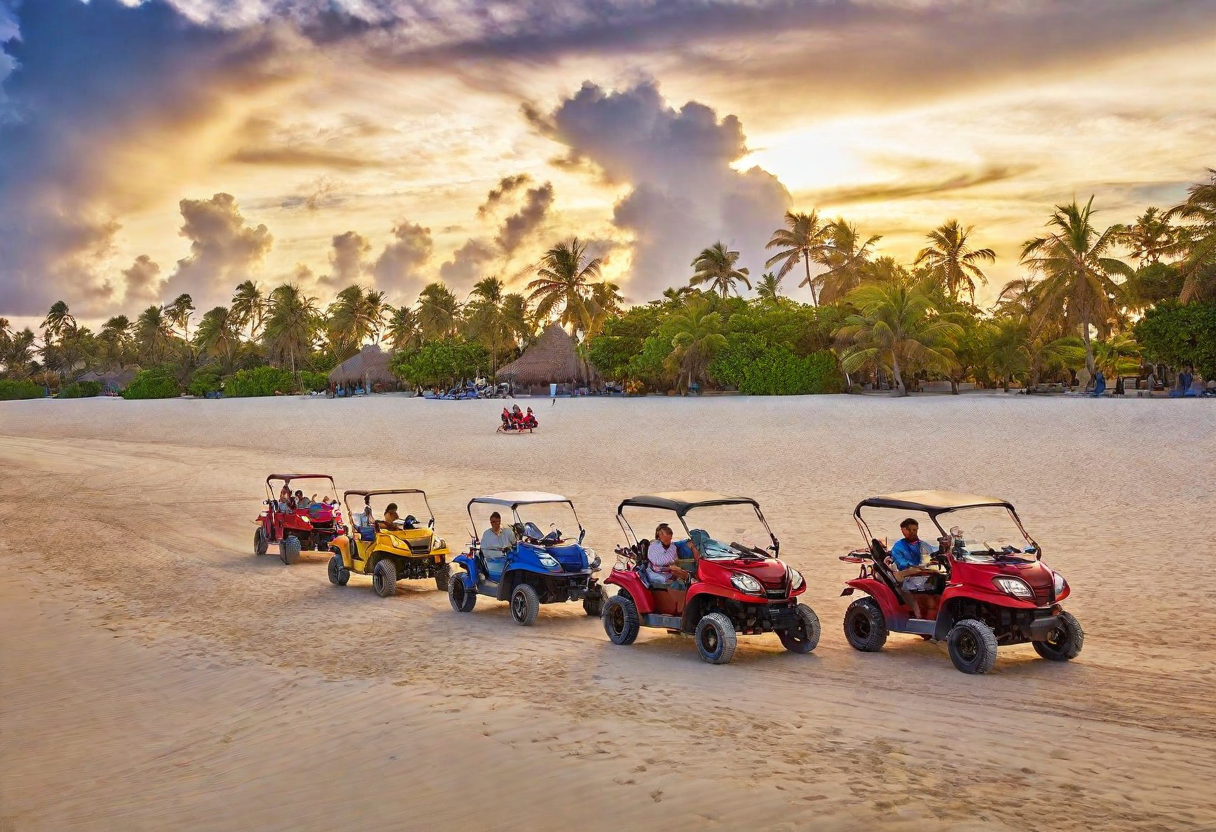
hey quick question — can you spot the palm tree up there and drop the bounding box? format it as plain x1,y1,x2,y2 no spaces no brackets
835,282,962,396
690,242,751,298
194,306,243,374
326,285,381,359
415,282,462,340
914,220,996,303
2,328,36,379
1120,207,1175,266
1020,197,1133,374
231,280,267,340
385,306,421,351
262,284,320,376
98,316,132,370
1166,170,1216,302
135,305,176,365
755,272,784,302
656,286,695,305
813,221,882,304
765,210,832,305
586,281,624,338
665,298,728,392
364,290,388,343
41,301,75,344
1092,333,1141,379
528,238,603,334
466,277,514,372
165,294,195,339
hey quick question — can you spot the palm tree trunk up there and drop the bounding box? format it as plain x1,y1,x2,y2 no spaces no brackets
804,252,818,306
1081,317,1095,375
891,353,907,397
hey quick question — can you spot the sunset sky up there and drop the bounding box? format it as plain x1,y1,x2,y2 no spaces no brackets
1,0,1214,327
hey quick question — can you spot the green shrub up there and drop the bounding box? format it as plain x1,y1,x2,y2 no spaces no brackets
224,366,296,397
1135,301,1216,378
58,380,103,399
391,338,488,388
710,345,843,395
187,366,224,397
299,370,329,392
121,369,181,400
0,380,46,400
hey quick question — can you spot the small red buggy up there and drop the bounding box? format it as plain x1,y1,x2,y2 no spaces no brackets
254,474,346,564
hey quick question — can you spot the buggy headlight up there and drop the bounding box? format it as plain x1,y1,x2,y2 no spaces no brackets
432,537,446,550
1052,571,1066,595
539,554,561,571
731,573,763,594
787,567,804,590
584,549,600,570
992,576,1034,599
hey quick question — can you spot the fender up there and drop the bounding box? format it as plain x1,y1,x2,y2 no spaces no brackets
499,564,558,601
329,537,353,570
604,570,654,614
453,553,475,573
846,577,903,624
678,583,774,631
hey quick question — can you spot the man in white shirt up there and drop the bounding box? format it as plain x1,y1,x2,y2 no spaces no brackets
479,511,517,582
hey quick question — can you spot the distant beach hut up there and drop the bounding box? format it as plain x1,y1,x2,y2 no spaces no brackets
79,368,138,394
496,324,596,395
328,344,396,393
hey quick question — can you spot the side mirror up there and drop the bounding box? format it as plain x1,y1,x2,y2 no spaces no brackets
428,517,435,529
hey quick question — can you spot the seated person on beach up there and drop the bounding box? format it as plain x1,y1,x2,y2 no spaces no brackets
646,523,685,588
357,499,374,530
278,485,293,512
511,405,524,423
524,407,538,428
294,490,312,510
887,518,946,618
478,511,517,582
501,408,513,429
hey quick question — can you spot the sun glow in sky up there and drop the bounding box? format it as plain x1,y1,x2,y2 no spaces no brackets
1,0,1214,325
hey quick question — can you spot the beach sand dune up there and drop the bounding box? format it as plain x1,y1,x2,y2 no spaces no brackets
1,395,1214,831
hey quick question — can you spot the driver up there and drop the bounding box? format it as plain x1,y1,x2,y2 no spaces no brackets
477,511,517,584
888,518,947,618
380,502,400,529
357,497,374,530
646,523,684,588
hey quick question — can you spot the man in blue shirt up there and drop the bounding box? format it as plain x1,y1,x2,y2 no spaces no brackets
887,518,945,619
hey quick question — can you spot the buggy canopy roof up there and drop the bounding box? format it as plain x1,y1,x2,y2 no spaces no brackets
618,491,760,516
267,474,336,485
856,490,1013,515
344,489,427,499
469,491,571,509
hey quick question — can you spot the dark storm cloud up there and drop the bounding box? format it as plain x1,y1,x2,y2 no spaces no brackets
0,0,299,316
811,164,1033,207
164,193,274,304
323,230,371,285
495,181,554,254
372,220,433,296
478,173,531,217
439,238,497,285
532,80,789,298
122,254,165,304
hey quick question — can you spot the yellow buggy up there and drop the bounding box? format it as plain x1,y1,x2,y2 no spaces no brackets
327,489,451,597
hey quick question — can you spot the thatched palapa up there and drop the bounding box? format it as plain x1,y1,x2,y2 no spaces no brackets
496,324,595,388
328,344,396,389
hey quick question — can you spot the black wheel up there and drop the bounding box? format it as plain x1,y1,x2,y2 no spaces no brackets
694,612,737,665
448,573,476,612
947,618,998,674
327,554,349,586
280,535,301,565
582,586,605,617
601,594,639,645
434,563,450,592
510,583,540,626
372,559,397,598
778,604,821,654
1033,611,1084,662
843,597,888,652
254,527,268,556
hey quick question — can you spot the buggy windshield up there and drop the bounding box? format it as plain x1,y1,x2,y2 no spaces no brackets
682,503,773,560
943,506,1037,562
515,501,581,545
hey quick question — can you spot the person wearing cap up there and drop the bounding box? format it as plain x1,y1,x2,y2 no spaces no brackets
476,511,517,585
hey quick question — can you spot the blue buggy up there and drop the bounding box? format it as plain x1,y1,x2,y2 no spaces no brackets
449,492,605,626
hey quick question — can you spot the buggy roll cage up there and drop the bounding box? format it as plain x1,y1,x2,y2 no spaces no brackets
852,490,1039,560
264,474,339,504
343,489,436,529
466,492,586,545
615,492,779,556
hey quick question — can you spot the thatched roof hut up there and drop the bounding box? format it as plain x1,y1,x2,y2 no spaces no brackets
78,368,138,392
328,344,396,389
496,324,595,388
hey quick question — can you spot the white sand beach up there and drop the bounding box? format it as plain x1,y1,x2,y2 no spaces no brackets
2,394,1215,831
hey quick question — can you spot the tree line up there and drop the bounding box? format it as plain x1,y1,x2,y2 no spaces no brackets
2,169,1213,398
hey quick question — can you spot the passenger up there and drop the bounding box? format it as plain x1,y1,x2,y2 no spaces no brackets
476,511,517,586
382,502,400,529
524,407,538,428
357,498,374,530
511,404,524,424
887,518,946,619
646,523,681,587
278,484,293,512
501,408,513,430
295,490,312,510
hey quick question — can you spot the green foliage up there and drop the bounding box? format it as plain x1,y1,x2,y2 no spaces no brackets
710,343,842,395
0,380,46,400
390,338,488,387
58,380,103,399
121,368,181,400
299,370,329,392
188,366,224,397
1123,262,1184,309
1134,301,1216,377
224,366,296,398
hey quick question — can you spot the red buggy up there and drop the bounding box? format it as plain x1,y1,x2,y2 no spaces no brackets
254,474,346,564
